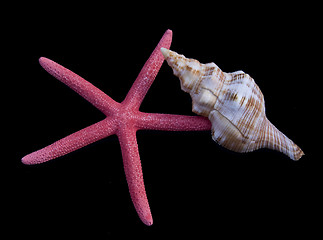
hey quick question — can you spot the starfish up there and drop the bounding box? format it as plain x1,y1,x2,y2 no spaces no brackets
22,30,211,226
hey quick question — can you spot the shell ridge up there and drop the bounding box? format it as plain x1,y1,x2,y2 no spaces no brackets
210,109,247,140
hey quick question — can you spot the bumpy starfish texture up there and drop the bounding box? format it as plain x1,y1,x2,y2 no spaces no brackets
22,30,211,226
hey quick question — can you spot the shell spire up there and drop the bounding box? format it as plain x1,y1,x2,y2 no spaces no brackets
161,48,304,160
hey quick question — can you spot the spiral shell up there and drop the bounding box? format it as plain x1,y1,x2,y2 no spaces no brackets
161,48,304,160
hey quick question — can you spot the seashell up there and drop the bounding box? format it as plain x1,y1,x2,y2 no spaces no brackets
161,48,304,160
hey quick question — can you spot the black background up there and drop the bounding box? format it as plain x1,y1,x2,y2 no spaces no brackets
6,2,320,238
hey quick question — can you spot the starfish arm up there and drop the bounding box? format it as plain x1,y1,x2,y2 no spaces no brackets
39,57,120,116
137,112,212,131
22,118,117,165
123,29,172,110
117,128,153,226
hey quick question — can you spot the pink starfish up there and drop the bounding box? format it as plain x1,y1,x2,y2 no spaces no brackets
22,29,211,226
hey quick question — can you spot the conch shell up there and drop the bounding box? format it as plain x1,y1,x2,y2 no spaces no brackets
161,48,304,160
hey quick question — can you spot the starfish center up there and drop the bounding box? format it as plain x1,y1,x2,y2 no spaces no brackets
110,105,138,127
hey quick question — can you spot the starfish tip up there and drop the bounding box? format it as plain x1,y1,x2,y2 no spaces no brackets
164,29,173,42
143,216,153,226
21,155,31,165
38,57,53,69
38,56,46,63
